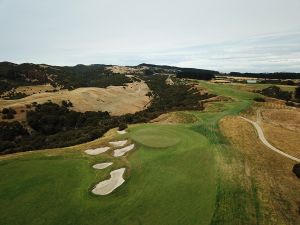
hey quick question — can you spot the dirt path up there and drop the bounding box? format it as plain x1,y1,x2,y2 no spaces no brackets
240,116,300,162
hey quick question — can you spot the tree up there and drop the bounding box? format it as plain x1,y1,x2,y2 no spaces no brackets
295,86,300,100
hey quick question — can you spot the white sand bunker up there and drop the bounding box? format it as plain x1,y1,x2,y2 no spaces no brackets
117,130,127,134
92,168,126,195
92,162,113,170
109,140,128,147
85,147,110,155
113,144,135,157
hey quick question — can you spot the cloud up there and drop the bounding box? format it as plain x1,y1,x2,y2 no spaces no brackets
134,32,300,72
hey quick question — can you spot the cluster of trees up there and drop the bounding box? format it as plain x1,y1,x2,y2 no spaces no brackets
260,86,293,101
2,107,16,119
0,62,51,94
177,68,216,80
138,63,217,80
0,121,29,152
3,92,28,100
0,62,133,94
229,72,300,80
0,75,213,154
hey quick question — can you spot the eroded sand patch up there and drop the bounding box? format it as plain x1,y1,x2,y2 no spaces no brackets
113,144,135,157
109,140,127,147
92,162,113,170
92,168,126,195
85,147,110,155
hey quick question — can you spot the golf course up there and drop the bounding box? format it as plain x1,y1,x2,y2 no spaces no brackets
0,81,299,225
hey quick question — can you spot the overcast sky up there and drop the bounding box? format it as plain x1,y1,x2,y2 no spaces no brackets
1,0,300,72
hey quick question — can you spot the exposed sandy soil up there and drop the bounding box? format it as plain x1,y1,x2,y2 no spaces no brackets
113,144,135,157
109,140,127,147
220,116,300,224
92,162,113,170
84,147,110,155
92,168,126,195
0,81,151,119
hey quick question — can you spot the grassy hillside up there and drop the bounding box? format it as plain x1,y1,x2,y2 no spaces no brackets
0,81,299,225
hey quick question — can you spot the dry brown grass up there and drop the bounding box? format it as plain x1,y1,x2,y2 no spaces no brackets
220,116,300,225
0,81,151,119
260,108,300,159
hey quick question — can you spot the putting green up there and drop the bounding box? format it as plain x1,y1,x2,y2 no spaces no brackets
130,126,181,148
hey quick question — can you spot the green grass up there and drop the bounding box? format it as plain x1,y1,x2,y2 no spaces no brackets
0,81,264,225
130,125,181,148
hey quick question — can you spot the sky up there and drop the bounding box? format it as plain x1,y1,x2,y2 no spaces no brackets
0,0,300,72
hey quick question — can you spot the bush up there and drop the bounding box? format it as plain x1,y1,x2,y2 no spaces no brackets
261,86,292,101
0,121,28,141
254,97,266,102
2,107,16,114
118,123,128,131
62,100,73,108
293,164,300,178
2,114,14,119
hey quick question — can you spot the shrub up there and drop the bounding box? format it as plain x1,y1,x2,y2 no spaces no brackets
261,86,292,101
254,97,266,102
2,107,16,114
62,100,73,108
293,164,300,178
118,123,128,131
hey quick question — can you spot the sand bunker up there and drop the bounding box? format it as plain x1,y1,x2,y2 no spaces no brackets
117,130,127,134
113,144,135,157
92,168,126,195
85,147,110,155
109,140,128,147
92,162,113,170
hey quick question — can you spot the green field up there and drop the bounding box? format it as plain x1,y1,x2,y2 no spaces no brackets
0,82,266,225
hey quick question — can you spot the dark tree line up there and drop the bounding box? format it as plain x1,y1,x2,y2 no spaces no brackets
229,72,300,80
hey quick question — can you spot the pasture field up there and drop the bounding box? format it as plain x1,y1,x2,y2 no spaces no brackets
1,81,299,225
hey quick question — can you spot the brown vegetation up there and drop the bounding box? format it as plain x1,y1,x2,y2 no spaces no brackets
220,116,300,224
0,81,151,117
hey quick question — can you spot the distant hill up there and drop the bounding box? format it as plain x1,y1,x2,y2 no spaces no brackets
137,63,218,80
0,62,218,95
0,62,132,95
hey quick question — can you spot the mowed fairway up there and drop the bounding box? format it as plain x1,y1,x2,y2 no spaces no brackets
0,124,216,225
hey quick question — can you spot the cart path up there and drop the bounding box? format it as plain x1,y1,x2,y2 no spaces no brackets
240,116,300,163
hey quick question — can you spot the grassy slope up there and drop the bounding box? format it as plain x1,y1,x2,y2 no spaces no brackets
0,81,270,225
